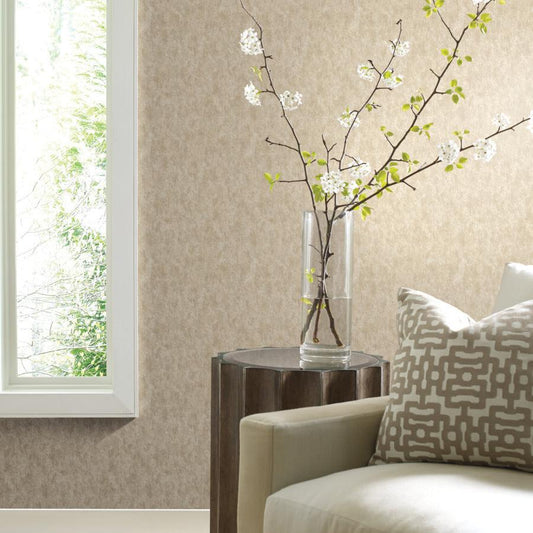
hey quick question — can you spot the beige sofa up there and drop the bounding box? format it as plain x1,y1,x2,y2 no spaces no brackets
237,396,533,533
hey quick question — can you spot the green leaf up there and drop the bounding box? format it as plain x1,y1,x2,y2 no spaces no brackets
376,170,387,186
441,48,449,56
312,184,325,202
317,159,327,166
366,104,373,112
435,0,444,8
445,165,454,172
301,297,312,305
467,13,476,19
402,152,410,162
402,103,410,111
386,131,394,137
411,126,420,132
361,205,372,220
457,58,463,66
264,172,272,182
480,13,492,22
469,21,478,28
451,79,458,87
464,129,470,134
423,123,433,130
465,55,472,62
459,157,468,164
452,94,459,104
302,151,311,159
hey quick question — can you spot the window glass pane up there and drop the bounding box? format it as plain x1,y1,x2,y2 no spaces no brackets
14,0,107,377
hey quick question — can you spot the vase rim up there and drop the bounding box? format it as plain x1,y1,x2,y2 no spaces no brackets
302,209,353,218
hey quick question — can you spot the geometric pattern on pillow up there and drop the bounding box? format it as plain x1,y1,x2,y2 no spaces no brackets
370,287,533,472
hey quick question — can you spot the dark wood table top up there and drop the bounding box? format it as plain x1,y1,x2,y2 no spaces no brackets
217,346,383,371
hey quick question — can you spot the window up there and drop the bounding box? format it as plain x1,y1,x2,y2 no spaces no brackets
0,0,137,416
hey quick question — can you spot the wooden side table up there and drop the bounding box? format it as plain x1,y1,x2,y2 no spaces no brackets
210,347,390,533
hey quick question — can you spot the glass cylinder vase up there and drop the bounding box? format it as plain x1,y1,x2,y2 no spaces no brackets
300,210,353,366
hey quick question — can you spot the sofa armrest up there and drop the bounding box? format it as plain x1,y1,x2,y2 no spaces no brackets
237,395,388,533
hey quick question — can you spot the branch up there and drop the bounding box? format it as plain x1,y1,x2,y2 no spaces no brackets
349,115,530,210
338,19,404,170
435,4,458,43
347,1,495,210
265,136,299,152
241,2,319,215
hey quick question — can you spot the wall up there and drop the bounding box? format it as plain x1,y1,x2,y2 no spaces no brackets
0,0,531,509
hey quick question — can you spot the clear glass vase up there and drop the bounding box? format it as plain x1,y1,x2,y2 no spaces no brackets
300,210,353,366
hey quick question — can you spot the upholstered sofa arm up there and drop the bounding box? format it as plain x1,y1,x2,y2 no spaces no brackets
237,396,389,533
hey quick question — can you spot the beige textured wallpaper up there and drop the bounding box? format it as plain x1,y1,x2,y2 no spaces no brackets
0,0,531,509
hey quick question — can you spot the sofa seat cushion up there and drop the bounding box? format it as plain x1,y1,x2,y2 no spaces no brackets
263,463,533,533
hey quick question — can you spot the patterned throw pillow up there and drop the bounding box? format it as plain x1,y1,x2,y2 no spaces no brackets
371,288,533,472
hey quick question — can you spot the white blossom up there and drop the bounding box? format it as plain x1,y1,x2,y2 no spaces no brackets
244,82,261,106
389,40,410,57
472,0,490,5
350,162,372,180
382,71,404,89
357,63,376,82
527,110,533,134
437,140,460,165
240,28,262,55
492,113,510,129
473,138,497,162
320,171,344,195
338,110,360,129
279,90,303,111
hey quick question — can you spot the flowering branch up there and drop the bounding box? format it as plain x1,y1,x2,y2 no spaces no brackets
351,116,530,209
239,0,530,348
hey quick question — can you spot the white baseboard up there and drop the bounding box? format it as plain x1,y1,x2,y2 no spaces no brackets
0,509,210,533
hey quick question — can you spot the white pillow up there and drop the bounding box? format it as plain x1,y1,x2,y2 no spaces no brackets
493,262,533,313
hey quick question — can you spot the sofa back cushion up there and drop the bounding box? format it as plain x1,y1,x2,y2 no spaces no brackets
493,262,533,313
371,287,533,472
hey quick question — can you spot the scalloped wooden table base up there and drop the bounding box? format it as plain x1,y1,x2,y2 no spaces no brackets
210,347,390,533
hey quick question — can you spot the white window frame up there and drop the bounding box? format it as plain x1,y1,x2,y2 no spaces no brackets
0,0,138,417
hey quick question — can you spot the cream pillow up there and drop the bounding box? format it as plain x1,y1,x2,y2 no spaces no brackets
371,288,533,472
493,262,533,313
